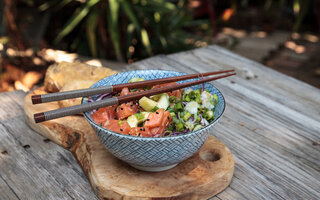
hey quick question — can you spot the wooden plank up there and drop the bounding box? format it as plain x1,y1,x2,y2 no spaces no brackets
167,46,320,120
124,48,320,199
0,175,19,200
24,88,235,200
0,91,98,200
1,45,319,199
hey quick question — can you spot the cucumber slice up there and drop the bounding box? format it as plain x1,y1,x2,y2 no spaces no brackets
127,112,150,127
157,93,169,110
139,97,158,111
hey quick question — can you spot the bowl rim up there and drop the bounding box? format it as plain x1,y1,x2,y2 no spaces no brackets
82,69,226,140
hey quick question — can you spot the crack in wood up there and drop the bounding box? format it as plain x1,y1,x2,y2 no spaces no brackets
0,170,21,200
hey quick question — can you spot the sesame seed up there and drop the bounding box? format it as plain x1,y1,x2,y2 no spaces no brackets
167,117,170,119
156,112,159,114
143,128,145,131
120,108,123,110
146,119,150,121
120,129,123,131
138,133,141,136
140,128,142,131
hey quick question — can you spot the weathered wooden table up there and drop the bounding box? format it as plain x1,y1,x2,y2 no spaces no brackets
0,45,319,200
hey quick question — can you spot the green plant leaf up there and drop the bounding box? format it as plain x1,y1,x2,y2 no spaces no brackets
141,29,152,55
126,23,136,59
120,0,141,29
147,0,176,11
120,0,152,55
108,0,122,61
55,0,73,11
86,11,100,57
293,0,310,32
54,0,100,44
38,0,59,11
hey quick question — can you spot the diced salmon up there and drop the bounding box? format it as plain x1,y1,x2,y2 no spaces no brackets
120,87,130,96
149,126,166,136
152,82,182,99
130,127,152,137
91,106,117,125
149,110,172,136
104,120,131,135
144,108,165,128
162,111,172,127
116,103,139,120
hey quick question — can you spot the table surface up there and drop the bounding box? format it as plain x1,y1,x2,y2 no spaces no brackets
0,45,319,200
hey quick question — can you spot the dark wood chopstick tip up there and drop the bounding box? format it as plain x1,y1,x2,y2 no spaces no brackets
32,95,42,104
34,113,45,123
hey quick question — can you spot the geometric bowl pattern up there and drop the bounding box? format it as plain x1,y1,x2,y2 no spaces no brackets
83,70,226,171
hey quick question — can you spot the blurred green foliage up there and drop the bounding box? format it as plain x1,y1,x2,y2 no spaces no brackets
1,0,318,62
38,0,210,61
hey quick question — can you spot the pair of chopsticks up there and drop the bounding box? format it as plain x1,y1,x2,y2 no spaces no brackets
33,70,235,123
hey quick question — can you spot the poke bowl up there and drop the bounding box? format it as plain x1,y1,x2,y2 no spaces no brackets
82,69,226,172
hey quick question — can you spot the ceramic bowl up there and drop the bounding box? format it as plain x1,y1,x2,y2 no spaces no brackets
83,70,225,172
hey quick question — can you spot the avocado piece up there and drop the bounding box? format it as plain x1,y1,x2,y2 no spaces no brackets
127,112,150,127
139,97,158,111
128,77,145,83
127,115,139,127
150,94,162,101
135,112,150,123
157,93,169,110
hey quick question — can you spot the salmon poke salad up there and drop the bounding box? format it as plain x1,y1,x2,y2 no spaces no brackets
88,77,219,138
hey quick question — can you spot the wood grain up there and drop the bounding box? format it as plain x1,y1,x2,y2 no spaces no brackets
0,91,98,200
125,47,320,199
1,45,319,199
24,88,234,200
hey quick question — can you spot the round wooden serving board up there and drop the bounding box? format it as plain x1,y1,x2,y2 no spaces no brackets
24,87,234,200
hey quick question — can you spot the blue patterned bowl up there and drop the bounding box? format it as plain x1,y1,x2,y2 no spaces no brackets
82,70,225,172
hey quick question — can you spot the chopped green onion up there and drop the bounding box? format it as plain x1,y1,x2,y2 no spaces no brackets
176,123,184,131
195,89,201,95
183,112,192,121
174,102,183,112
167,107,174,112
167,125,174,131
169,96,179,103
195,96,201,103
118,120,123,125
213,94,218,105
180,110,187,116
134,112,144,121
185,96,191,102
170,112,175,117
193,124,203,131
206,110,214,120
172,117,180,124
188,91,196,99
185,121,194,130
150,106,159,112
164,131,173,137
196,116,201,122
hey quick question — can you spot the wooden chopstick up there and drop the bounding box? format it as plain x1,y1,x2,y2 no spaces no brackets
34,72,235,123
31,69,234,104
